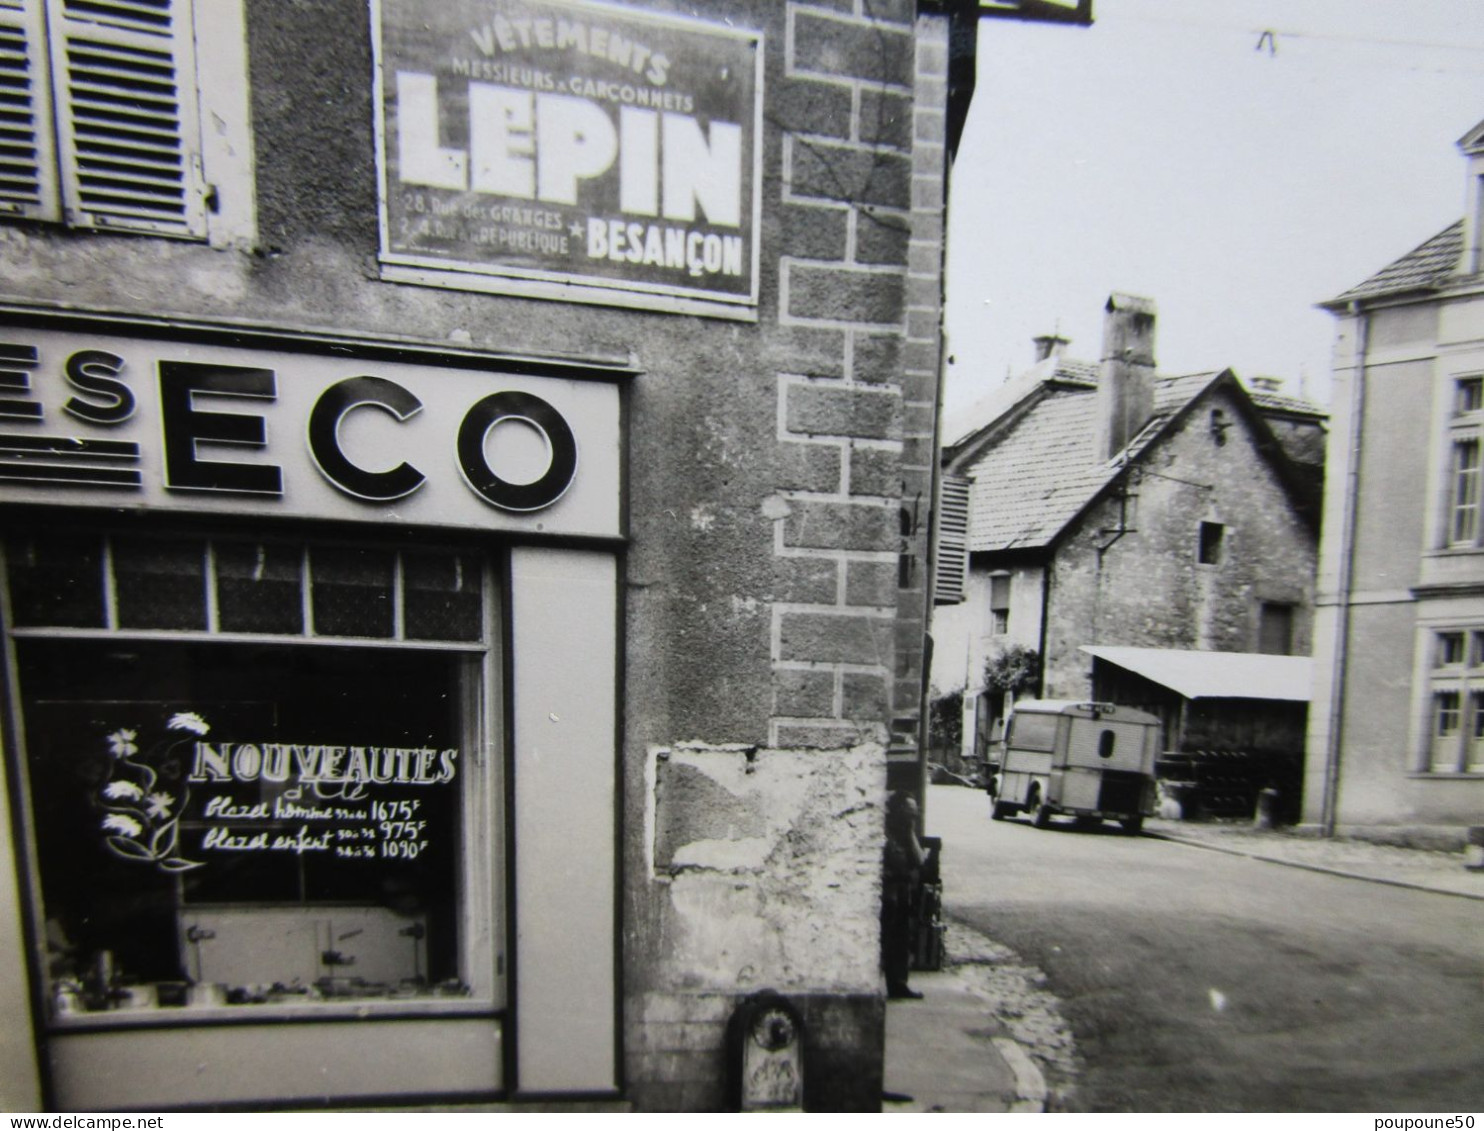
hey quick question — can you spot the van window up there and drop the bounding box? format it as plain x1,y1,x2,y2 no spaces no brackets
1007,712,1058,752
1098,730,1116,758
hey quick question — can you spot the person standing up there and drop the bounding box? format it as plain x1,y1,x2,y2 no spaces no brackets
881,790,925,1000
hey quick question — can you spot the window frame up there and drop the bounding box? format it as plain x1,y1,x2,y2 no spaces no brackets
0,0,254,245
1197,520,1224,566
0,517,508,1030
1257,600,1295,656
1421,626,1484,775
1442,375,1484,550
989,572,1011,635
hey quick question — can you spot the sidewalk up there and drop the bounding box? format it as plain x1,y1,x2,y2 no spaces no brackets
881,966,1045,1113
1145,818,1484,901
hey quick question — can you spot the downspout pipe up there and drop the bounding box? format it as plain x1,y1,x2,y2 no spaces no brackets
1320,305,1368,836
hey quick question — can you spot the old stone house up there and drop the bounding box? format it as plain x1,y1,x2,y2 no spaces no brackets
1305,115,1484,840
0,0,979,1112
932,295,1326,777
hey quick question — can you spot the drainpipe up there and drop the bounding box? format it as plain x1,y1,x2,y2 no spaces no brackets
1320,306,1368,836
1037,562,1051,697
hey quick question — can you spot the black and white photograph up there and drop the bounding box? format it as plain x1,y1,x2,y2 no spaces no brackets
0,0,1478,1117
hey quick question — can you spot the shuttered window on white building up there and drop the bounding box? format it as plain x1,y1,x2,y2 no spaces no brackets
935,474,970,605
0,0,250,241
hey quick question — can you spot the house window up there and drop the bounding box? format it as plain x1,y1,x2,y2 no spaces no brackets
1444,378,1484,549
1457,377,1484,415
0,0,250,243
3,522,503,1024
1448,439,1482,546
1197,521,1224,565
1423,627,1484,773
990,574,1011,634
1257,602,1295,655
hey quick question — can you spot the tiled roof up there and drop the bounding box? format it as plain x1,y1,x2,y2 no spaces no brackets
944,357,1097,449
1325,220,1463,307
962,372,1223,552
1247,388,1326,418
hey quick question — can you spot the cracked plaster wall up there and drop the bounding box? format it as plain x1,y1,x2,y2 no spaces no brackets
646,742,884,994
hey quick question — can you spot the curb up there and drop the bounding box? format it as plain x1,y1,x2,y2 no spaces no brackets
991,1036,1047,1113
1146,831,1484,903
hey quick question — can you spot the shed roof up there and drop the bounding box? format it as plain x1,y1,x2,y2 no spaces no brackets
1080,646,1312,702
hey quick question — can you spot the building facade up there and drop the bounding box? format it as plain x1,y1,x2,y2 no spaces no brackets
0,0,975,1111
933,296,1324,768
1305,117,1484,840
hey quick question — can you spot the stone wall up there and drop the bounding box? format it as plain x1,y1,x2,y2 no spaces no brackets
622,2,952,1110
1042,384,1318,700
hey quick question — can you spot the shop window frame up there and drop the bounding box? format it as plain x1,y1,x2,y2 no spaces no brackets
0,516,508,1032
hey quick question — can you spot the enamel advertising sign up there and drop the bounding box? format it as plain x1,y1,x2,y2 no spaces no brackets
374,0,764,316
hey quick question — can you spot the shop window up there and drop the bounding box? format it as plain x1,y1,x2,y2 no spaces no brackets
215,540,304,635
2,522,502,1025
0,0,252,243
310,545,394,638
113,534,208,631
1422,627,1484,774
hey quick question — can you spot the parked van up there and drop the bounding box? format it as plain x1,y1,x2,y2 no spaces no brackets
988,700,1160,834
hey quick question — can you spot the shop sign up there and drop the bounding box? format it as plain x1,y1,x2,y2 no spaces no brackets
95,712,457,874
373,0,763,315
0,328,621,538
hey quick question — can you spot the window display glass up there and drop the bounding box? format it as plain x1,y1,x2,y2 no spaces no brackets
3,525,501,1024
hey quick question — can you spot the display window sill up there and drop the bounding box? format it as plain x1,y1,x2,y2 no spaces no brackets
48,994,499,1032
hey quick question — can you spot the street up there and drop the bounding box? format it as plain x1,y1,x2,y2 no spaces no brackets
924,784,1484,1113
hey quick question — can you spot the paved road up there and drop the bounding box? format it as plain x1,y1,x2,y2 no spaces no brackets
924,784,1484,1113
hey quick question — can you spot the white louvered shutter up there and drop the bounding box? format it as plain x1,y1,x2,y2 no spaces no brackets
0,0,60,221
935,474,970,605
46,0,205,237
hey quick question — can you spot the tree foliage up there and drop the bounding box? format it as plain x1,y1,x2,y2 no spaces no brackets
983,643,1041,696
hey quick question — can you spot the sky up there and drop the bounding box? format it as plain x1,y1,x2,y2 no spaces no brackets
942,0,1484,418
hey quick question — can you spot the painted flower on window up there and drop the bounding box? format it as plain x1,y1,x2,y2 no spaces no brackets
106,729,138,759
98,715,204,873
102,813,142,838
167,712,210,736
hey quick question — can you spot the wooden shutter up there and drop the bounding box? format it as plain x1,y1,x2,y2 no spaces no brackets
0,0,60,221
47,0,205,237
935,474,970,605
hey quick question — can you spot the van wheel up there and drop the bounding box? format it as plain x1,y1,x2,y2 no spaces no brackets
1028,787,1052,828
991,801,1014,821
1121,815,1144,836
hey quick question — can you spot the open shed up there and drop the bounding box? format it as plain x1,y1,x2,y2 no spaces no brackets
1080,646,1312,821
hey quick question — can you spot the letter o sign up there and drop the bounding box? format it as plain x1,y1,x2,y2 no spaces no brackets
457,391,578,512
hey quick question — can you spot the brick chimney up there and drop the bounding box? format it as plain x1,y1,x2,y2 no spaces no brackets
1032,333,1070,362
1095,293,1157,462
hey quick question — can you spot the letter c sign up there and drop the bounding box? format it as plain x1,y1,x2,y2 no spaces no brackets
309,377,578,513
